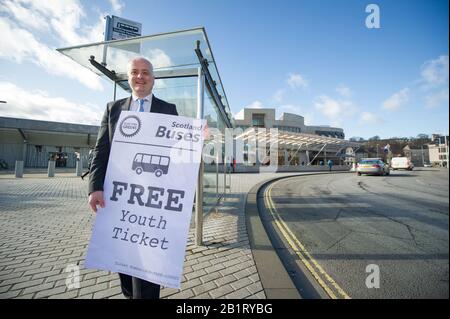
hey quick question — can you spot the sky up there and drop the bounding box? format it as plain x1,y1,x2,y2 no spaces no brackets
0,0,448,140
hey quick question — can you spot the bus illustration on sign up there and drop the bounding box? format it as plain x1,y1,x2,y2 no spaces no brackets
132,153,170,177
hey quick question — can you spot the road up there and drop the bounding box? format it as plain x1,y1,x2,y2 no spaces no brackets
258,168,449,298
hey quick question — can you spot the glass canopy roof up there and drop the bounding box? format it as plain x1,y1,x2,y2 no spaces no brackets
57,27,234,126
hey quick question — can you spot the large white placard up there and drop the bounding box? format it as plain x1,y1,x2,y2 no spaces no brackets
85,112,205,288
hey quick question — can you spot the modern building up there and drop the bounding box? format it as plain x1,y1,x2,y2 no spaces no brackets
232,107,353,166
0,116,96,169
428,134,449,167
234,108,345,138
403,145,430,167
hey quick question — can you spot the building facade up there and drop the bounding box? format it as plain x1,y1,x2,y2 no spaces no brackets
234,108,345,138
232,108,354,167
0,117,97,169
428,134,449,167
403,145,430,167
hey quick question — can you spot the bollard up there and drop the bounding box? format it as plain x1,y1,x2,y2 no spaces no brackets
75,161,82,177
48,160,56,177
15,160,24,178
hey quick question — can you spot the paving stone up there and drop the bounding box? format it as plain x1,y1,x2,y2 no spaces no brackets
0,290,22,299
168,288,194,299
22,282,55,295
208,285,234,299
180,278,202,290
93,286,122,299
224,287,252,299
0,174,268,300
48,290,79,299
35,286,67,299
0,272,25,287
11,278,44,290
231,277,253,291
192,281,218,295
246,282,264,295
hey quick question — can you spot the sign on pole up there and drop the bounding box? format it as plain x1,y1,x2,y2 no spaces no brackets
85,112,205,289
105,15,142,41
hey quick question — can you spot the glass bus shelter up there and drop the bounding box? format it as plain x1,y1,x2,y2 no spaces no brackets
58,27,234,245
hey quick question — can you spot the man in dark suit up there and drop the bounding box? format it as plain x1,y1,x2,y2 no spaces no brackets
88,56,178,299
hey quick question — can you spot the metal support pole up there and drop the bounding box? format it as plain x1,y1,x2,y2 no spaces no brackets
446,135,449,169
76,160,82,176
102,16,111,66
195,67,205,246
421,145,425,166
216,154,219,199
308,144,327,166
224,155,226,196
48,161,55,177
15,160,24,178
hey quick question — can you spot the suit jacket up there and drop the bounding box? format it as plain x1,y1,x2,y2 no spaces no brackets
88,95,178,194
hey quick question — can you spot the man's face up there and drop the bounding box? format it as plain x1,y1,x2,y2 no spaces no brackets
127,59,154,98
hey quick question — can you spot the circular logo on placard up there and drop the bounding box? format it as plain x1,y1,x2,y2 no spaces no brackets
119,115,141,138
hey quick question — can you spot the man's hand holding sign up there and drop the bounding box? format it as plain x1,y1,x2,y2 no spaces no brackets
87,57,204,299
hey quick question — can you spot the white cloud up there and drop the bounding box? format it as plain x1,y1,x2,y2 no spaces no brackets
313,95,358,127
244,101,265,109
421,55,449,87
273,89,285,103
314,96,340,119
146,48,174,69
287,73,309,89
358,112,382,125
0,18,103,90
382,88,409,111
425,88,449,108
303,112,315,126
336,84,352,98
418,55,449,110
234,109,245,120
108,0,124,14
0,81,102,125
0,0,48,31
0,0,105,46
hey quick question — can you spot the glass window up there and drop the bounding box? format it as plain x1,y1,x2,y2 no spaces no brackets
153,77,197,118
134,153,143,162
360,159,378,164
142,154,151,163
160,157,169,166
151,156,160,164
252,114,265,127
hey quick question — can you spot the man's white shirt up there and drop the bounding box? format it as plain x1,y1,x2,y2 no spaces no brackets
130,93,153,112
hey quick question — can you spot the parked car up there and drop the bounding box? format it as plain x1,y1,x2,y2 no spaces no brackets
423,163,432,168
356,158,390,176
390,157,414,170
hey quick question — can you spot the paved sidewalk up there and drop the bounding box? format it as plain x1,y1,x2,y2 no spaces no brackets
0,171,306,299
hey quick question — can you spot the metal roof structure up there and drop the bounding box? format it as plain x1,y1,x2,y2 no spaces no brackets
236,128,361,153
57,27,234,127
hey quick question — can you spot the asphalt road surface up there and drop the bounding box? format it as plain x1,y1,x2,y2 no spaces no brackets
259,168,449,298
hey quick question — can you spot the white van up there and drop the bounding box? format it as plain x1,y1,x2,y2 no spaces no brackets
390,157,414,170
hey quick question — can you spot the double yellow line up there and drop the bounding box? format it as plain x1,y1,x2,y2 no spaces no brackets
264,181,351,299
